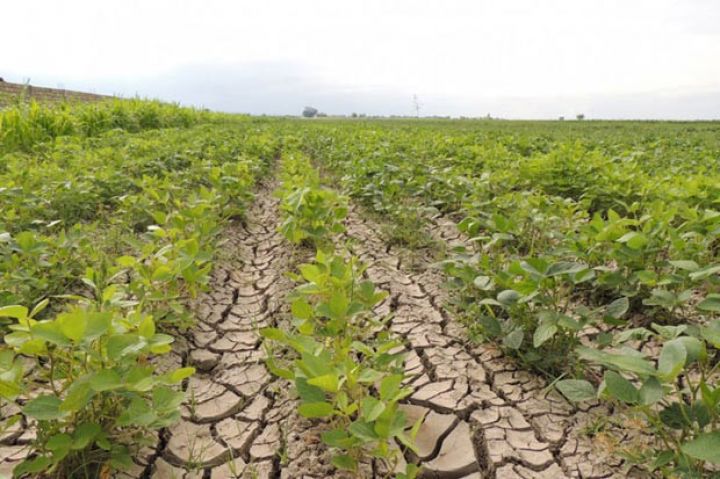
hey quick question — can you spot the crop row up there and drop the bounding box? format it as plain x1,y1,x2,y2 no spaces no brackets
0,117,279,477
295,120,720,476
263,148,420,477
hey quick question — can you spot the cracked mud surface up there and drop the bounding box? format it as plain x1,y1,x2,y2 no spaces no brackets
337,209,643,479
131,177,342,478
1,177,641,478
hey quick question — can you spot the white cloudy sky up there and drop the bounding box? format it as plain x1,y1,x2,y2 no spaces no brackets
4,0,720,118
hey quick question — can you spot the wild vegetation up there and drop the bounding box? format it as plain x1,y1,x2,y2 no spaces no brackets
2,104,719,477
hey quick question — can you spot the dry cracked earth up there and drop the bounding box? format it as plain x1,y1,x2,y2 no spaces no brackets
1,174,641,479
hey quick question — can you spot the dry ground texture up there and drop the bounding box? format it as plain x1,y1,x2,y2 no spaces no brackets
1,172,643,479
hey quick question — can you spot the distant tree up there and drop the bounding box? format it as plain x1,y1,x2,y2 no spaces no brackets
576,113,585,121
559,116,565,121
317,112,327,117
351,112,357,118
302,106,318,118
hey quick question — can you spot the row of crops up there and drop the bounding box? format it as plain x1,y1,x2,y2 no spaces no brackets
0,100,278,477
292,119,720,477
265,148,421,477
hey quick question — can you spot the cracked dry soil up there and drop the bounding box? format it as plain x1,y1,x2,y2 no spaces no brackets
1,176,639,479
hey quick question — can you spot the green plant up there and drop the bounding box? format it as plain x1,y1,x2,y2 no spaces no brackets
277,153,348,247
556,321,720,477
0,300,193,478
262,251,420,476
442,253,628,376
278,185,348,246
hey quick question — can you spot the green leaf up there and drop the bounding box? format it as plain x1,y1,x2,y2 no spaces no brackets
689,265,720,281
107,334,145,358
605,297,629,320
84,312,112,340
298,401,334,418
676,336,706,365
639,376,664,405
307,373,340,393
681,432,720,464
327,291,348,320
473,275,493,290
109,445,133,469
13,456,52,476
89,370,123,392
379,374,403,401
577,346,655,375
660,403,690,429
148,333,174,354
698,294,720,312
497,289,521,306
0,305,28,320
116,256,137,267
348,419,379,442
546,261,587,277
503,329,524,350
533,320,558,348
138,316,156,338
478,315,501,337
23,395,65,420
361,397,386,422
153,386,185,412
300,352,332,377
168,367,195,383
657,339,687,382
700,382,720,411
604,371,639,404
291,299,313,320
295,377,326,402
151,265,173,282
357,368,384,383
72,423,101,449
652,323,687,340
260,327,287,342
30,300,49,318
331,454,357,471
298,264,322,283
556,379,596,402
669,260,699,271
60,381,94,413
0,380,22,400
651,450,675,470
617,231,648,249
57,311,87,342
31,322,71,346
701,320,720,348
321,429,357,449
46,433,72,455
614,327,653,344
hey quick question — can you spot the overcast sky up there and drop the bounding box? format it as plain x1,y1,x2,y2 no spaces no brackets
4,0,720,118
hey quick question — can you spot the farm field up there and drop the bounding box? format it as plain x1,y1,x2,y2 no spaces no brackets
1,100,720,479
